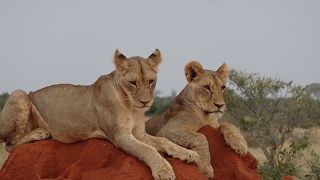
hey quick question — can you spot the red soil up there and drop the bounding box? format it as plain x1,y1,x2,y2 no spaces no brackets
0,125,261,180
199,126,262,180
282,176,295,180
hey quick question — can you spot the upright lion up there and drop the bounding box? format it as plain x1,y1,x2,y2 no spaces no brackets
0,50,198,180
146,61,248,178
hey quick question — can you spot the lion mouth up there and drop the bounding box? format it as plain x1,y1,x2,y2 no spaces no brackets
137,105,150,109
204,110,223,114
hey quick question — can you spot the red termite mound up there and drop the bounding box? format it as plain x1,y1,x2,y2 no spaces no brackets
0,125,261,180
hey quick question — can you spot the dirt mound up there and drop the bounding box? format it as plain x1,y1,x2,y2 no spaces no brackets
199,126,262,180
0,125,261,180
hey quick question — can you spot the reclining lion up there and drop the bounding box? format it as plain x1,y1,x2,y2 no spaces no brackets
0,50,198,180
146,61,248,178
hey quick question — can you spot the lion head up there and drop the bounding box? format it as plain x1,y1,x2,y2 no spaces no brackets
113,49,162,110
184,61,229,116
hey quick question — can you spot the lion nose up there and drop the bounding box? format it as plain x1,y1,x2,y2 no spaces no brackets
214,103,225,109
139,100,150,106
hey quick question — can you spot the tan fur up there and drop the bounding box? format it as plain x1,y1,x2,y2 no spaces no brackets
146,61,248,178
0,50,198,180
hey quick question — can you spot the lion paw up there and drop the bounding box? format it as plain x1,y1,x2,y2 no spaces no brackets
17,128,51,146
30,129,51,141
152,159,176,180
177,149,199,163
219,122,248,156
227,136,248,156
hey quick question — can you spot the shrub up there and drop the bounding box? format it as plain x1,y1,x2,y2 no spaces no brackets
0,93,9,111
226,70,318,178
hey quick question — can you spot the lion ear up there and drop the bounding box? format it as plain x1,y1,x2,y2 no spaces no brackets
113,49,129,74
217,63,229,82
147,49,162,70
184,61,204,83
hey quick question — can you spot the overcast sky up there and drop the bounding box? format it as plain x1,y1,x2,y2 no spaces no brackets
0,0,319,95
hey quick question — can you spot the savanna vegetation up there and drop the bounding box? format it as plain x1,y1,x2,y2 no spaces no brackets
0,93,9,110
225,71,320,179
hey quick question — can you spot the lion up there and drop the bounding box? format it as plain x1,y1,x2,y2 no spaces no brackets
0,50,198,180
146,61,248,178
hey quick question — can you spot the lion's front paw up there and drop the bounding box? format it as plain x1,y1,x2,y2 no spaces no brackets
227,136,248,156
152,159,176,180
178,149,199,163
196,160,214,178
31,129,51,141
165,145,198,163
220,122,248,156
236,139,248,156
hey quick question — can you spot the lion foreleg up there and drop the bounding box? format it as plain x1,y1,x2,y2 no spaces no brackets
17,128,50,146
142,134,198,163
114,131,175,180
219,122,248,156
158,129,214,178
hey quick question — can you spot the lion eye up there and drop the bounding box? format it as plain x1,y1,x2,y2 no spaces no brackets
203,85,211,92
221,85,226,91
129,81,137,86
149,80,155,85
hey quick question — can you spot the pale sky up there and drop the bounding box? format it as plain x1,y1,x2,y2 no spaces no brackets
0,0,319,95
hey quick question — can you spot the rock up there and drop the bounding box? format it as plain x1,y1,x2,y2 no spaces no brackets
0,125,261,180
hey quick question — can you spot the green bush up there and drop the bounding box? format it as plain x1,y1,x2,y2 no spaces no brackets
304,151,320,179
259,135,310,179
146,90,176,116
0,93,9,111
225,70,320,178
146,96,174,116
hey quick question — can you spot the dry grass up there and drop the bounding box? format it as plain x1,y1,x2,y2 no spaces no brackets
249,127,320,175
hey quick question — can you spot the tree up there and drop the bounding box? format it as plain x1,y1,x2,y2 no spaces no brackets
305,83,320,126
305,83,320,101
225,70,316,178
